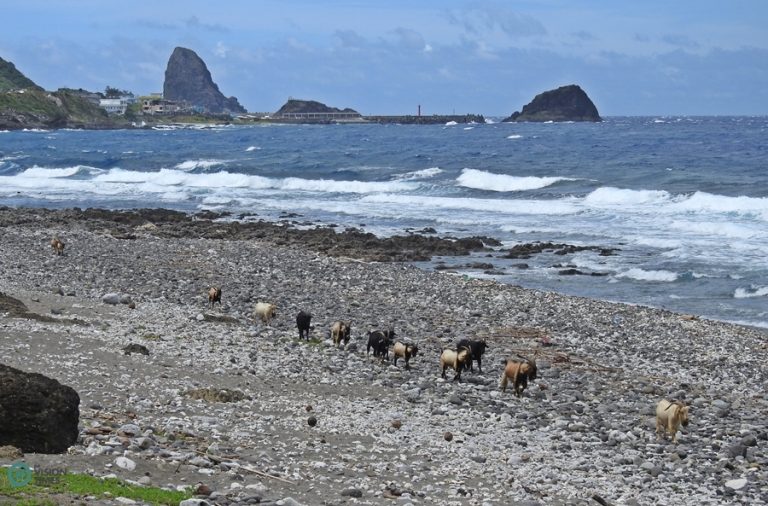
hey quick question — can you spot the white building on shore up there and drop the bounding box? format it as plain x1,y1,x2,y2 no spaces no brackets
99,95,136,115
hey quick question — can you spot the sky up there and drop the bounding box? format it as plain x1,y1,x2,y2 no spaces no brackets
1,0,766,116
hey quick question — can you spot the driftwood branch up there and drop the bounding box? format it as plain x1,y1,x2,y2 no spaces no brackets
191,449,295,484
240,464,296,484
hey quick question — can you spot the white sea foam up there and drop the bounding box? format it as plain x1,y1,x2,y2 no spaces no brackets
583,187,673,206
0,167,417,198
245,146,260,152
362,193,576,215
507,134,522,139
457,169,574,192
174,159,229,171
723,319,768,329
463,127,474,130
669,220,761,239
583,188,768,221
670,191,768,220
734,285,768,299
278,177,413,193
88,169,414,193
445,121,458,126
20,165,102,178
616,268,678,282
394,167,443,181
632,236,684,249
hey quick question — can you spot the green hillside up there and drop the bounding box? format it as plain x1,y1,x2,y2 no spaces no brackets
0,88,115,129
0,57,42,91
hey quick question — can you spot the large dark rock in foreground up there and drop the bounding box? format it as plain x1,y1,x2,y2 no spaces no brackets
503,84,601,122
163,47,246,114
276,99,359,116
0,364,80,453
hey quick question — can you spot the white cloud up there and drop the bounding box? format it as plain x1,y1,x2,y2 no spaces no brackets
214,41,229,58
446,3,546,39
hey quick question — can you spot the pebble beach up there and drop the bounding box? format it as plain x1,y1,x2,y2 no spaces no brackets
0,207,766,506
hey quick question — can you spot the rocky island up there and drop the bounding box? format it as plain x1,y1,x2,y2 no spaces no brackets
504,84,601,122
268,98,363,123
275,98,360,117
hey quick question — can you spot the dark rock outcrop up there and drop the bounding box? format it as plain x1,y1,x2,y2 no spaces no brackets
504,85,600,122
0,207,500,263
0,364,80,453
276,99,359,115
163,47,246,114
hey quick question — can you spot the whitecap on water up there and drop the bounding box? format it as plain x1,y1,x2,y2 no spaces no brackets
734,285,768,299
457,168,575,192
615,268,678,282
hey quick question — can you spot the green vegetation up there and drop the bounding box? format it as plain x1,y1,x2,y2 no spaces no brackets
302,337,324,346
0,57,41,92
0,470,192,505
104,86,133,98
0,88,115,128
0,89,65,122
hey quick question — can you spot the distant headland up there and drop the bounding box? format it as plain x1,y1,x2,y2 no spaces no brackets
1,47,599,129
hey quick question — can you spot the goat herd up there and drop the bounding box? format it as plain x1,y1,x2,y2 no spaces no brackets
207,286,546,400
210,285,691,443
47,240,689,443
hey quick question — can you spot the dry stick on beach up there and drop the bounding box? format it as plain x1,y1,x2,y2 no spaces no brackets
503,347,620,373
193,449,296,484
240,465,296,485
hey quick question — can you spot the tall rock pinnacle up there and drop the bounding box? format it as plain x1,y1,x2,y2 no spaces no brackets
162,47,246,114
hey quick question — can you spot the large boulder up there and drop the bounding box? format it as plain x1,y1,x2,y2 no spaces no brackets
0,364,80,453
163,47,246,114
504,84,601,122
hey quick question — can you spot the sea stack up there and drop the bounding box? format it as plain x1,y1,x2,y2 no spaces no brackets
504,84,601,122
163,47,246,114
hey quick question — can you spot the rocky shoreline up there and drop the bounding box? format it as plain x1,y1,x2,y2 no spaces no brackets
0,207,767,505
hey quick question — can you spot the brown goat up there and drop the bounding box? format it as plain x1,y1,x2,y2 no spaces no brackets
393,341,419,370
500,354,538,397
656,399,690,443
51,237,65,256
439,346,472,381
330,321,351,348
208,287,222,309
253,302,277,324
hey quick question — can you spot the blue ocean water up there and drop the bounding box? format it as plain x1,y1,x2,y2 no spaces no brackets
1,117,766,327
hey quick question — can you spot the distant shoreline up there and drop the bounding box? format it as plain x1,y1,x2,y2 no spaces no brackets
1,109,488,130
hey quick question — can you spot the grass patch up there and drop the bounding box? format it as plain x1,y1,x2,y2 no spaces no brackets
0,470,192,505
142,333,162,340
303,337,325,346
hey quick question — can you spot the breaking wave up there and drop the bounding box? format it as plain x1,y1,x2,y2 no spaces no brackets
457,169,575,192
